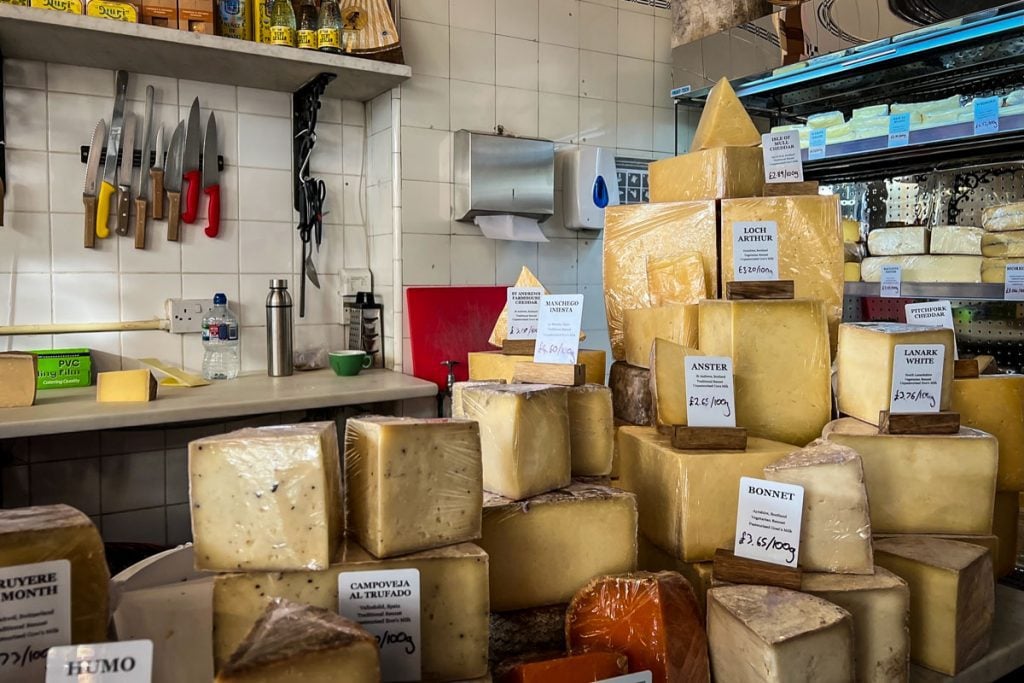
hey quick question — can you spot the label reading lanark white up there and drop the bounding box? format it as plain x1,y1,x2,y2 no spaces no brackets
1005,264,1024,301
45,640,152,682
735,477,804,568
684,356,737,428
732,221,779,281
339,569,421,683
598,673,654,683
880,264,902,298
905,300,958,359
506,286,543,340
0,560,71,683
761,130,804,183
890,344,946,414
534,294,584,365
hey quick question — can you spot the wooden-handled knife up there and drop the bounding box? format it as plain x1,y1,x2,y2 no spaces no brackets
82,119,106,249
134,85,155,249
150,126,165,220
114,113,135,236
164,121,185,242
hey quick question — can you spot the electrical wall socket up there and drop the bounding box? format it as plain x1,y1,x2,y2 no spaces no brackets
166,298,214,334
342,269,372,295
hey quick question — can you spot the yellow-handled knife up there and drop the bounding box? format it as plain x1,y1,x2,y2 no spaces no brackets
96,70,129,239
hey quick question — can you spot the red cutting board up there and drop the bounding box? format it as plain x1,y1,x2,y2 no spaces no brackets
406,286,508,391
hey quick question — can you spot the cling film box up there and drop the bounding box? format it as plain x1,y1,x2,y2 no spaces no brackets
31,349,92,389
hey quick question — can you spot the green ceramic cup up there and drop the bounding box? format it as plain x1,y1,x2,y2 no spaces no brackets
329,350,373,376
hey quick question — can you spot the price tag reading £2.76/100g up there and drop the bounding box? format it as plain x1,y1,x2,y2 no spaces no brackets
734,477,804,568
890,344,946,414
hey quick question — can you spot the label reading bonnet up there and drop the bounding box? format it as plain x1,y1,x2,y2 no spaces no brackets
731,221,779,281
45,640,152,682
890,344,945,414
507,287,543,339
339,569,421,682
734,477,804,568
0,560,71,682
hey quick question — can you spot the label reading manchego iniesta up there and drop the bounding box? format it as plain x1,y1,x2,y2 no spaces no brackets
270,25,295,46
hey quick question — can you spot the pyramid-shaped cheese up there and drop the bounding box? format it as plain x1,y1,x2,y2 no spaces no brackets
488,267,587,347
691,77,761,151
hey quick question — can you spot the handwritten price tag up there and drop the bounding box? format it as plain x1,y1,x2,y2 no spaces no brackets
974,96,1000,136
880,264,902,298
888,112,911,147
732,221,779,282
507,287,543,340
808,128,826,160
734,477,804,568
762,130,804,183
533,294,584,365
45,641,152,682
339,569,421,682
684,356,736,428
890,344,946,414
906,300,957,359
0,560,71,683
1005,264,1024,301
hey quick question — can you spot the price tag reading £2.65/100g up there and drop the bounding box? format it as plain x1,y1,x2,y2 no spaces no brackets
684,356,737,428
734,477,804,568
890,344,946,414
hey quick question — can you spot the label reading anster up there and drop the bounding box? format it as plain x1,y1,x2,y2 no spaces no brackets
45,640,152,682
732,221,779,281
890,344,946,414
684,356,736,428
734,477,804,568
339,569,421,682
0,560,71,683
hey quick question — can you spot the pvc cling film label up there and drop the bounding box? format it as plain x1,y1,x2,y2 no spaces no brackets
0,560,71,682
534,294,584,364
684,356,736,428
735,477,804,568
45,640,152,682
880,264,901,297
339,569,421,682
1005,264,1024,300
890,344,945,414
905,301,958,359
507,287,543,340
974,96,1000,136
599,673,654,683
761,130,804,183
731,221,779,281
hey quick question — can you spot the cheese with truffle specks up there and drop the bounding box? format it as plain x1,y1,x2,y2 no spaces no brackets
566,385,615,476
623,304,699,369
952,375,1024,491
650,338,702,428
931,225,983,255
489,605,567,669
867,227,930,256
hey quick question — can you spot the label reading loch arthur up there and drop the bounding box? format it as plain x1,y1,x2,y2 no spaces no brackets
684,356,737,428
734,477,804,568
45,640,152,682
732,221,779,281
507,287,543,340
339,569,421,682
890,344,946,414
534,294,584,365
0,560,71,682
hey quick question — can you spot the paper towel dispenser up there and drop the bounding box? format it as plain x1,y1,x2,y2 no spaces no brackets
453,130,554,223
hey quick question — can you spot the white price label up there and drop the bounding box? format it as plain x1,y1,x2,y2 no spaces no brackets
339,569,421,682
734,477,804,568
731,221,779,281
506,287,543,340
684,356,737,428
905,300,957,359
533,294,584,365
0,560,71,682
599,674,653,683
808,128,826,160
890,344,946,414
46,640,152,682
762,130,804,184
880,264,902,298
1005,264,1024,300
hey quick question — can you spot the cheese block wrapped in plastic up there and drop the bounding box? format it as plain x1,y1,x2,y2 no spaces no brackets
488,266,584,348
623,304,698,369
952,375,1024,491
496,652,627,683
646,250,708,305
853,104,889,119
344,416,482,558
489,604,567,668
648,147,765,202
845,262,861,281
867,226,930,256
566,571,710,683
862,255,983,282
189,422,342,571
982,230,1024,257
892,95,961,116
604,202,718,359
637,535,713,615
610,361,653,426
807,111,845,128
0,504,109,644
982,256,1024,282
930,225,984,254
566,384,615,476
981,201,1024,232
468,350,606,385
690,77,761,150
215,599,379,683
842,218,862,243
452,380,505,417
650,338,702,428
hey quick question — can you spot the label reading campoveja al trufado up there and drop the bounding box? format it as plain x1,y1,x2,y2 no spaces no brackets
890,344,946,414
507,287,543,340
734,477,804,568
732,221,779,281
339,569,421,683
762,130,804,184
0,560,71,682
880,264,901,298
905,300,958,359
1005,264,1024,301
534,294,584,365
684,356,736,428
598,673,654,683
45,640,152,682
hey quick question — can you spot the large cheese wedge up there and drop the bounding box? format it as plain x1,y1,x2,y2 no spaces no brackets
874,534,1001,580
468,349,606,385
567,571,710,683
861,255,982,282
567,384,614,476
344,416,482,558
648,147,765,202
836,322,955,425
992,492,1019,578
459,384,570,500
487,266,586,348
982,231,1024,256
801,568,910,683
873,537,994,675
650,338,702,428
213,542,489,679
617,426,798,561
215,599,379,683
604,202,718,359
623,304,699,369
0,352,37,408
637,535,713,615
189,422,343,571
952,375,1024,490
720,196,844,350
479,483,637,611
822,418,997,534
699,299,831,446
609,361,653,425
690,77,761,150
982,256,1024,282
646,250,709,304
96,368,157,402
707,585,855,683
982,201,1024,231
489,605,567,669
844,262,861,281
930,225,984,254
0,505,109,644
496,652,627,683
867,226,930,255
764,441,873,574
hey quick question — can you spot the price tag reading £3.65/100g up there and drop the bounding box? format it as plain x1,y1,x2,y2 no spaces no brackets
734,477,804,568
890,344,946,414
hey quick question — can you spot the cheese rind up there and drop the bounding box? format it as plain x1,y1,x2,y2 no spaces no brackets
566,384,615,476
648,147,765,202
453,380,505,417
650,338,702,428
468,350,606,384
861,255,982,282
189,422,343,571
874,535,1001,580
623,304,699,369
480,483,638,611
609,361,653,426
952,375,1024,491
867,226,930,255
982,257,1024,282
982,201,1024,232
96,368,157,402
637,535,713,615
0,352,36,408
489,605,567,668
497,651,627,683
982,231,1024,256
930,225,984,255
690,77,761,150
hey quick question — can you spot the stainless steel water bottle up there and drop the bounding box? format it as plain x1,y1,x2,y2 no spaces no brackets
266,279,294,377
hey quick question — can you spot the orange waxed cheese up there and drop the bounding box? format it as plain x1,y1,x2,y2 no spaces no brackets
566,571,710,683
498,651,628,683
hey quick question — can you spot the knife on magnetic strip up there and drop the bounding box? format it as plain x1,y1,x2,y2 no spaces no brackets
150,126,166,220
134,85,155,249
82,119,106,249
114,113,135,236
96,70,129,239
165,121,185,242
180,97,201,224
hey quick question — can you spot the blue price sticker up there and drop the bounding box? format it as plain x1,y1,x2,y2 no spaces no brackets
808,128,826,160
888,113,911,147
974,97,1000,136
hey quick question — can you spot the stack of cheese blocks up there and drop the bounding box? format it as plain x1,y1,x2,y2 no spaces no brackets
860,223,986,284
980,201,1024,282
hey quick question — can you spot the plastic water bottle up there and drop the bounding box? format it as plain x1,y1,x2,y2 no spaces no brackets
201,293,240,380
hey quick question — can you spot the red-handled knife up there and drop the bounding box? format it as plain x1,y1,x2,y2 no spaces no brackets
180,97,201,224
202,112,221,238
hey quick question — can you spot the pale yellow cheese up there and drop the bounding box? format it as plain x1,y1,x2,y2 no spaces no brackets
874,534,1001,580
479,482,637,611
566,385,615,476
699,299,831,446
992,492,1019,578
845,262,861,281
648,146,765,202
645,250,709,305
930,225,983,255
452,380,505,417
616,426,798,562
982,257,1024,282
649,337,702,428
952,375,1024,491
873,537,993,676
96,368,157,402
867,226,930,256
690,77,761,150
822,418,997,534
983,231,1024,256
213,542,489,679
189,422,343,571
861,255,982,282
836,322,955,425
459,384,570,500
842,219,862,243
637,535,713,615
982,202,1024,232
0,352,36,408
344,416,482,558
622,304,699,369
468,350,606,385
488,266,543,348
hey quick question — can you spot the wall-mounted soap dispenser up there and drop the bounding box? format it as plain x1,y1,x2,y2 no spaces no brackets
562,147,620,231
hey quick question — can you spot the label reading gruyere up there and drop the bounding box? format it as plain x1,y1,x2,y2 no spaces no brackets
732,221,779,281
45,639,152,682
339,569,421,682
0,560,71,682
684,356,736,428
890,344,945,413
734,477,804,567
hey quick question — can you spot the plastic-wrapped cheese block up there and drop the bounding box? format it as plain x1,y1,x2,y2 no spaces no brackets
637,535,713,616
645,250,709,305
982,256,1024,282
992,492,1019,578
344,416,482,558
496,652,627,683
648,147,765,202
609,361,653,426
452,380,505,417
623,304,699,369
489,604,567,668
459,384,570,500
0,504,109,644
650,338,702,428
567,571,710,683
836,322,955,426
189,422,343,572
952,375,1024,490
468,350,606,385
866,226,930,256
873,537,993,676
699,299,831,446
822,418,997,534
479,483,638,611
617,426,798,562
982,201,1024,231
982,230,1024,256
707,585,854,683
764,441,873,574
852,104,889,119
892,95,961,115
215,599,379,683
604,201,718,359
874,534,1001,580
930,225,984,254
842,219,862,243
800,568,910,683
844,262,861,281
861,255,983,282
690,77,761,150
566,385,615,476
213,541,489,679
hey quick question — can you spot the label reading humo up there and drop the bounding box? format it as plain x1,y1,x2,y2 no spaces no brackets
731,221,779,281
0,560,71,682
734,477,804,568
684,356,737,428
339,569,421,682
45,640,152,682
507,287,543,340
533,294,584,365
1005,263,1024,301
761,130,804,183
890,344,946,414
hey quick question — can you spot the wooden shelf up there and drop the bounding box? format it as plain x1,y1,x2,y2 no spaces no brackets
0,5,410,101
